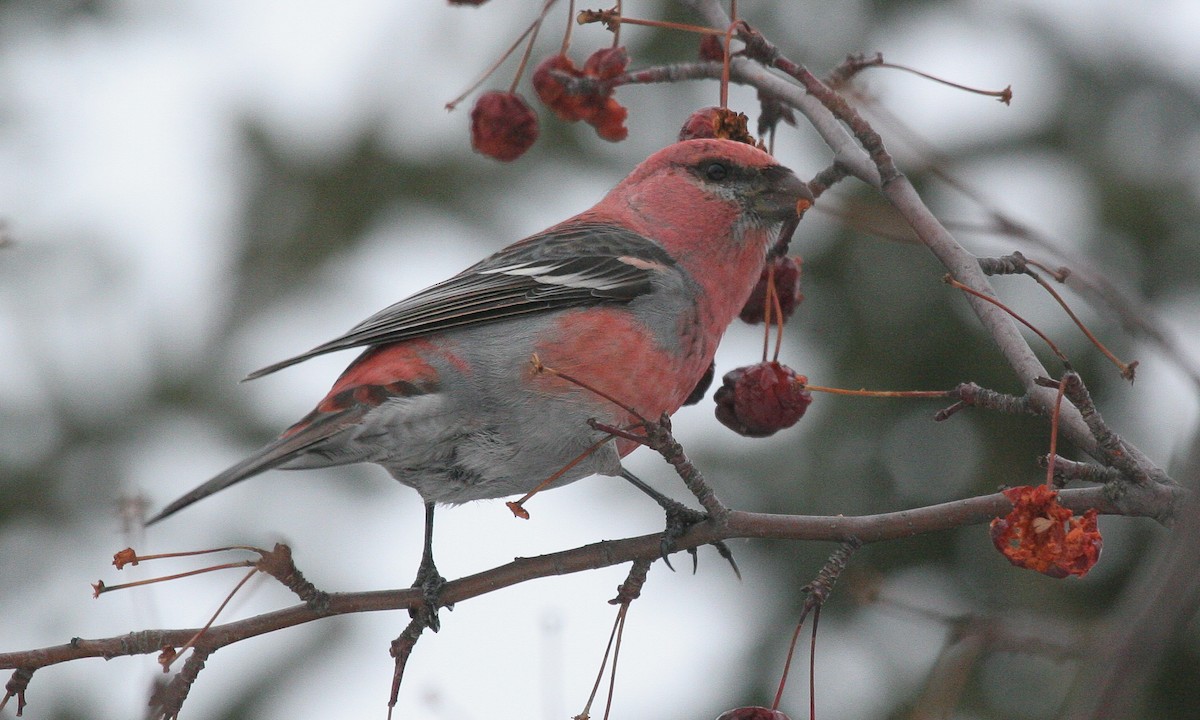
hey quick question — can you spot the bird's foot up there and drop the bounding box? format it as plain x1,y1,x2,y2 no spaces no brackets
409,559,453,633
657,496,740,580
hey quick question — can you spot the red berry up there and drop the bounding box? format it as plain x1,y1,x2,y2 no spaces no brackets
714,362,811,437
533,50,630,142
679,106,723,141
698,34,726,62
715,708,791,720
590,98,629,141
739,255,803,325
533,54,588,122
678,107,755,145
990,485,1103,578
469,91,539,162
583,46,629,80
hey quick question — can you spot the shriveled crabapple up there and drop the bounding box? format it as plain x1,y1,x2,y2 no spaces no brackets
470,91,539,161
714,362,812,438
698,34,725,62
678,106,756,145
583,46,628,80
532,48,630,141
533,53,588,122
990,484,1103,578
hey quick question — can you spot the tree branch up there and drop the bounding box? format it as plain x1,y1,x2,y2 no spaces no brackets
1,482,1181,680
678,0,1170,488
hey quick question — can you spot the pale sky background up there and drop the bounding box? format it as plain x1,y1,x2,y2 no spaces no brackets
2,1,1199,719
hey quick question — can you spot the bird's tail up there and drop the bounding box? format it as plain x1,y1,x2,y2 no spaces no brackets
145,408,365,525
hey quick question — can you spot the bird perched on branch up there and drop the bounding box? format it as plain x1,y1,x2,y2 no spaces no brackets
148,138,811,626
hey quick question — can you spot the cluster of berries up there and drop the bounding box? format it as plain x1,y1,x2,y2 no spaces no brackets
471,47,631,161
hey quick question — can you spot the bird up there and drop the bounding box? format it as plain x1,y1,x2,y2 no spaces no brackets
147,137,811,626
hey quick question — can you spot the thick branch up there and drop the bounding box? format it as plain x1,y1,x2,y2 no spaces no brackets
1,483,1180,674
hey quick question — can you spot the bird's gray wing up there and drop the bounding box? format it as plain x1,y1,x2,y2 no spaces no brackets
245,223,677,380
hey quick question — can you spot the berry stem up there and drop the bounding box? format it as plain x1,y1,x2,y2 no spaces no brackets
809,606,820,720
774,606,806,710
507,434,614,518
560,0,575,54
719,1,737,109
770,266,786,363
760,262,776,362
978,252,1136,381
446,0,557,111
876,60,1012,104
164,568,258,670
577,10,726,36
943,274,1071,366
509,7,547,95
113,545,264,569
804,384,957,399
94,560,256,597
530,353,644,419
611,0,622,46
1026,265,1137,381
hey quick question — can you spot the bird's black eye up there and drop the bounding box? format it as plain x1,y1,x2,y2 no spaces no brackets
704,162,729,181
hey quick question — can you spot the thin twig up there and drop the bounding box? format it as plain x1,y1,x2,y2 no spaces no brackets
773,539,860,709
1046,376,1067,487
165,568,258,671
388,616,429,719
979,253,1137,381
149,646,211,720
1039,456,1123,486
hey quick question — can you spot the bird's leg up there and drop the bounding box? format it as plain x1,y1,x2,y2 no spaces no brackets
619,469,739,578
409,501,451,632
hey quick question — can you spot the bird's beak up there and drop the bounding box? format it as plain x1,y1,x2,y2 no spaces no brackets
753,166,814,222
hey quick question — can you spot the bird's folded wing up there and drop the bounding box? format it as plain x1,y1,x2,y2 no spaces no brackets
245,223,676,380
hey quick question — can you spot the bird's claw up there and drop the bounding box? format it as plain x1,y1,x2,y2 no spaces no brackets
657,501,739,579
410,561,453,633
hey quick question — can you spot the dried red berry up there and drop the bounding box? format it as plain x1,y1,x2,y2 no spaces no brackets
533,54,588,122
698,34,726,62
470,91,539,162
678,106,756,145
990,485,1103,578
590,98,629,141
740,255,804,324
532,49,629,142
714,362,811,437
679,106,722,141
583,46,629,80
715,708,791,720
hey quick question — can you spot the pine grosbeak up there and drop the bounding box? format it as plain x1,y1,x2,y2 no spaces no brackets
148,138,810,618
